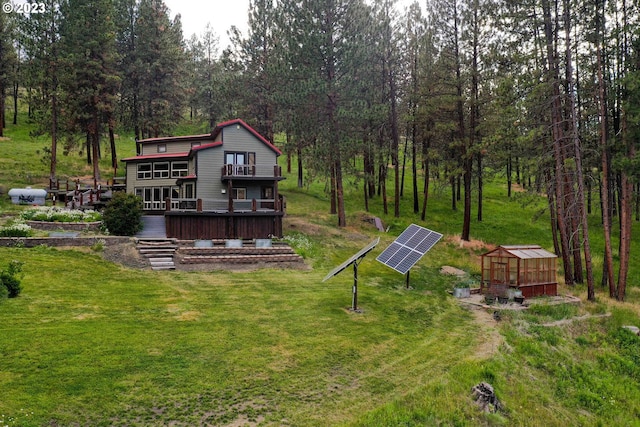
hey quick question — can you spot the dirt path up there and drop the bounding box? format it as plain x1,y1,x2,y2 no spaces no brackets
468,307,504,360
541,312,611,327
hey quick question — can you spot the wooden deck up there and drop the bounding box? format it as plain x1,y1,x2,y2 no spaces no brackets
165,211,283,240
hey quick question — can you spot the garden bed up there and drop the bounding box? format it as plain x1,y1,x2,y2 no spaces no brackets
25,220,102,232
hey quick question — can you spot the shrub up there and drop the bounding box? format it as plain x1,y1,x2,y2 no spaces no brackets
0,220,33,237
102,192,143,236
0,260,24,298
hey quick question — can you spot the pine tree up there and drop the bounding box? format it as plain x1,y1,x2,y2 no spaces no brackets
0,10,18,136
136,0,187,137
17,0,62,182
59,0,120,183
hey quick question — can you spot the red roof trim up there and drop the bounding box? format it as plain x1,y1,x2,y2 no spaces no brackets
137,134,214,144
122,152,190,162
190,141,223,152
212,119,282,156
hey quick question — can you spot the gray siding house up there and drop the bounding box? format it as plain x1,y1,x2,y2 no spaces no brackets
122,119,285,239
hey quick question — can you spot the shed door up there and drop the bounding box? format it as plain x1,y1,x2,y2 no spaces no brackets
490,262,508,284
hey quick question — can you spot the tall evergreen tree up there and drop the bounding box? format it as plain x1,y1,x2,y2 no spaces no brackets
114,0,141,139
136,0,187,137
59,0,120,182
17,0,63,182
280,0,372,227
228,0,279,142
0,11,17,135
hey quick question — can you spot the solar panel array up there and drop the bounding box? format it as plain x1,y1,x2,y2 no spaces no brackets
322,237,380,282
376,224,442,274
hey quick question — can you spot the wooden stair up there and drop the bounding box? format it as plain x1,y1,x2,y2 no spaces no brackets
135,238,178,271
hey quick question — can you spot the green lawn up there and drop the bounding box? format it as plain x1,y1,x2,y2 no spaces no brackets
2,117,640,426
0,243,480,426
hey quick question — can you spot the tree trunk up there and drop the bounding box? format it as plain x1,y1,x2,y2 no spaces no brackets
618,170,632,301
50,91,58,181
297,145,303,188
563,0,591,291
390,70,400,218
0,85,4,136
12,78,18,125
335,157,346,227
595,9,616,298
330,164,337,215
477,153,483,222
421,137,431,221
412,126,419,214
542,0,574,285
86,132,92,165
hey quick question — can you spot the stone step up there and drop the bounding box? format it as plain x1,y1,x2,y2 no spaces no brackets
138,248,178,254
141,252,175,258
178,247,296,256
150,261,176,267
137,245,178,250
180,254,303,264
149,257,174,263
151,265,176,271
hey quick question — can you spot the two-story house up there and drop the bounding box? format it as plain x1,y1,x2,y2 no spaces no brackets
122,119,285,240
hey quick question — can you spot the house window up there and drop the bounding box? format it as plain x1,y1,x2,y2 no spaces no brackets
136,186,179,210
225,152,255,175
153,162,170,179
232,188,247,199
143,187,152,210
184,183,195,199
262,187,273,199
137,163,152,179
157,144,167,153
171,161,189,177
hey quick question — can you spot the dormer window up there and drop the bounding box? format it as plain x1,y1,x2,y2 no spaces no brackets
157,144,167,153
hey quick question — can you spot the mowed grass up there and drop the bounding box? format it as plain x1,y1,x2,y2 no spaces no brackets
0,243,484,426
2,116,640,425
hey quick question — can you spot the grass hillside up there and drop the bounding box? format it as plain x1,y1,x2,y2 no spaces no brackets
1,117,640,426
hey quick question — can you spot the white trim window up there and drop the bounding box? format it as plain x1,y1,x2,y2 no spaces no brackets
157,144,167,153
232,188,247,199
171,161,189,178
153,162,170,179
137,163,152,180
184,183,195,199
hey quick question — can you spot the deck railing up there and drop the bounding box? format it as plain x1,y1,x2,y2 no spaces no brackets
221,164,282,178
166,197,283,213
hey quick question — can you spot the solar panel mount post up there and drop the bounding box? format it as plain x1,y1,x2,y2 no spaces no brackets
322,237,380,311
376,224,442,287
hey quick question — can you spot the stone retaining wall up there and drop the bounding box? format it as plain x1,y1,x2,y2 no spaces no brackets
0,236,130,248
26,220,103,232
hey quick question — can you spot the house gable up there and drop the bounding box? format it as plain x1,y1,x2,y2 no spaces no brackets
212,119,282,156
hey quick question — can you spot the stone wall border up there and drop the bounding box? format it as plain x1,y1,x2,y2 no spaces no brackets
0,236,131,248
26,220,103,232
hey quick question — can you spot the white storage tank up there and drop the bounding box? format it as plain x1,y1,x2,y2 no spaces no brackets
8,187,48,205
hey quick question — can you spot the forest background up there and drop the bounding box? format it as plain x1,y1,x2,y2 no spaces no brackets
0,0,639,301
